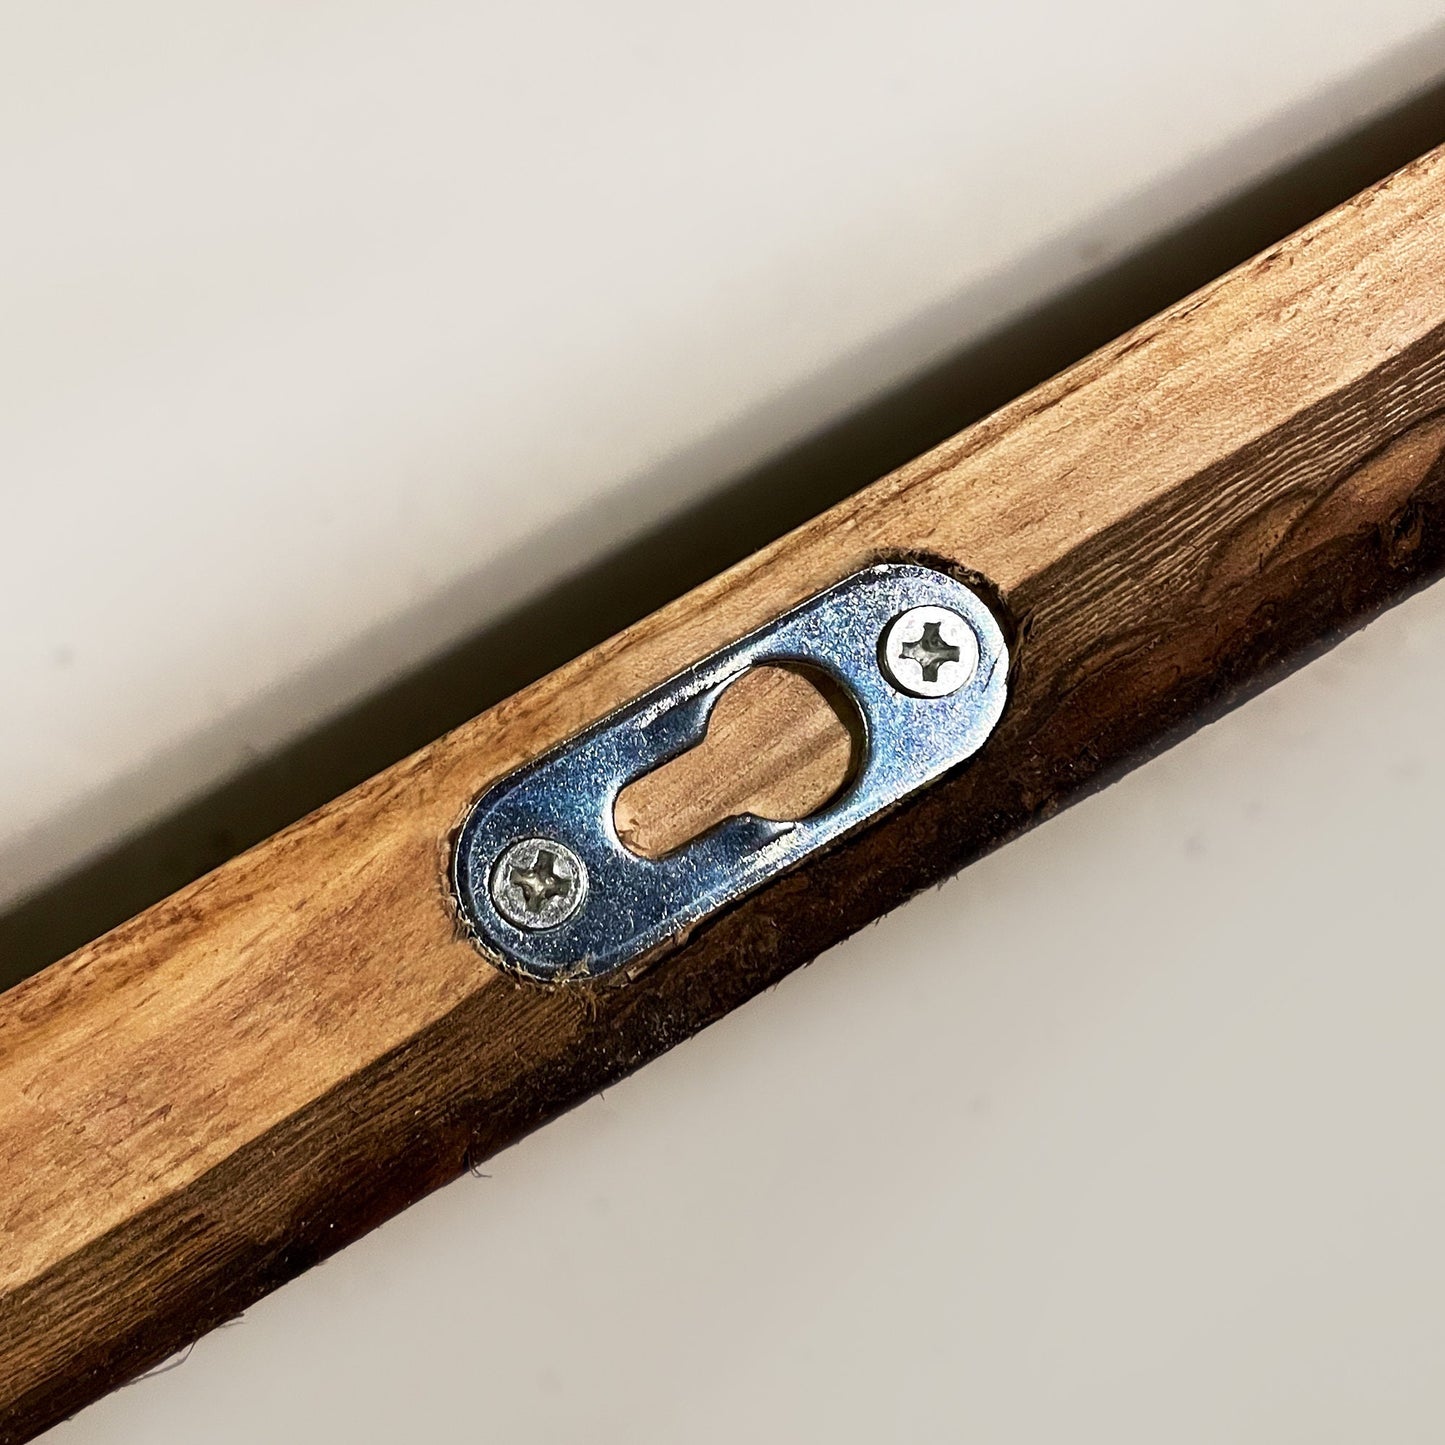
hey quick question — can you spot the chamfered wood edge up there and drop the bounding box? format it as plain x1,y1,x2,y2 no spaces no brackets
6,326,1445,1441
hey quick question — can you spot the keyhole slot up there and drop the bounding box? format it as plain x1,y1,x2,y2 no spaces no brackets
613,663,862,859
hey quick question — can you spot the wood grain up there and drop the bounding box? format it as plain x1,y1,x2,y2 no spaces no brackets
7,148,1445,1442
613,663,858,857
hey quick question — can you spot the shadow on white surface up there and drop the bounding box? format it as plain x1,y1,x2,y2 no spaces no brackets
5,33,1445,987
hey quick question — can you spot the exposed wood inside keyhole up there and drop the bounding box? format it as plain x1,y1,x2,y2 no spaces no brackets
614,664,861,859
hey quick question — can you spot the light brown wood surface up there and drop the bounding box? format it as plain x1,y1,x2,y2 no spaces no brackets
614,664,857,858
6,148,1445,1442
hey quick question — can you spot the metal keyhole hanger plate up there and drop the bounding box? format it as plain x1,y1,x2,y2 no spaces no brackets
452,563,1009,982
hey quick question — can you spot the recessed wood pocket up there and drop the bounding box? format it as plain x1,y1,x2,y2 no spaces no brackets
613,663,861,858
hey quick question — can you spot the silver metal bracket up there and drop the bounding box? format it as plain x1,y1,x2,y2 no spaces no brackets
452,562,1009,982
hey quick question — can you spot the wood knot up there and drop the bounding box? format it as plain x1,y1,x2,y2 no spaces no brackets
1382,498,1426,569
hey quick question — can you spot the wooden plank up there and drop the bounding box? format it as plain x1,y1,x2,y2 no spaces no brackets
5,147,1445,1442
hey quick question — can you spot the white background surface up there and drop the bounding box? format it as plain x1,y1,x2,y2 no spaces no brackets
6,3,1445,1440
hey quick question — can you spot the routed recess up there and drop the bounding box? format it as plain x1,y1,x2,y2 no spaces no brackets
613,663,859,859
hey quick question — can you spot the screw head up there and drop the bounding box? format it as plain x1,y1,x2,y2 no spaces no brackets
489,837,588,930
878,604,979,698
